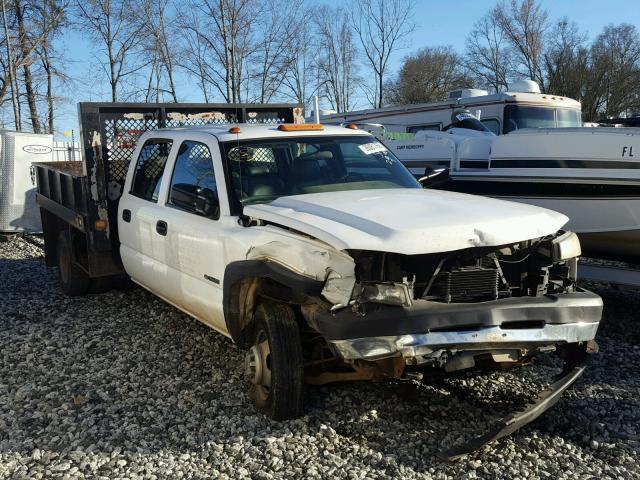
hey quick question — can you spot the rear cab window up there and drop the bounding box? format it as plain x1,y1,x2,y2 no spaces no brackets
130,139,173,202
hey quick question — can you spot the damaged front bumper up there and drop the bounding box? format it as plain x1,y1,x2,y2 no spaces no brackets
439,340,597,460
318,289,603,362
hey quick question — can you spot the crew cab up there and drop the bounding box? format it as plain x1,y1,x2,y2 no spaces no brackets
34,103,601,456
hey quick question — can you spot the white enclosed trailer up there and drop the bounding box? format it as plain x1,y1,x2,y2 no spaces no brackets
0,130,79,233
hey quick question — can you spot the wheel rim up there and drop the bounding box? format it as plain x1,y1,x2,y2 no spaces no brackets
245,329,272,401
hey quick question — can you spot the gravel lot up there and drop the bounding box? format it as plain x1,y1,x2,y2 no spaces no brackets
1,236,639,479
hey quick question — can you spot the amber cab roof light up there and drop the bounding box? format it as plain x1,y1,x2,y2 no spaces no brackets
228,126,241,134
345,123,359,130
277,123,324,132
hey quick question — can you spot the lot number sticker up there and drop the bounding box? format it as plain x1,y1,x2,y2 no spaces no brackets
358,142,388,155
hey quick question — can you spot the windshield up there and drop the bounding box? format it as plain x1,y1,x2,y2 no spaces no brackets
503,105,582,133
221,135,420,207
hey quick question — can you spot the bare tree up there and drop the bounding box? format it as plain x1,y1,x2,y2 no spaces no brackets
14,0,42,132
465,12,512,93
1,0,20,129
351,0,414,108
76,0,147,102
315,5,360,113
32,0,69,133
281,15,319,108
386,46,472,105
543,19,589,104
178,0,259,103
587,23,640,119
134,0,178,102
250,0,300,103
1,0,66,131
175,8,211,102
494,0,549,89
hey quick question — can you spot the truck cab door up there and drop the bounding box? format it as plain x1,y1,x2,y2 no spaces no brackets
118,138,175,294
159,138,228,333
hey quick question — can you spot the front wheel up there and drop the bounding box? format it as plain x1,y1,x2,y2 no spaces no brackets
244,301,304,420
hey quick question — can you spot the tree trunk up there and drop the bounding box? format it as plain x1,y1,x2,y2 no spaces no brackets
105,13,117,102
43,45,53,134
377,70,383,108
1,0,20,130
15,0,41,133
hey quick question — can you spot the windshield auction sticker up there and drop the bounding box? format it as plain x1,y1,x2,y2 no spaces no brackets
358,142,388,155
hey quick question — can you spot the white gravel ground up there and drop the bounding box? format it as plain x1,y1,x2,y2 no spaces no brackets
1,236,639,479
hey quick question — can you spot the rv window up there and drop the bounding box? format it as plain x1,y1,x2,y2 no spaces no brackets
481,119,500,135
503,106,556,132
503,105,582,133
407,124,441,133
557,109,582,128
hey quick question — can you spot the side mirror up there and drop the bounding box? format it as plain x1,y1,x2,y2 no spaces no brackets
170,183,219,219
196,187,220,219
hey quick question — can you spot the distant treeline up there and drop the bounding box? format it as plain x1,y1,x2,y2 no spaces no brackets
388,0,640,122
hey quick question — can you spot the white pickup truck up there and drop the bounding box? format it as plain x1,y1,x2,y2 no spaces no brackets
35,104,602,457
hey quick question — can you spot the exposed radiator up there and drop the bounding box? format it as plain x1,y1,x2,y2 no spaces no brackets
428,267,500,303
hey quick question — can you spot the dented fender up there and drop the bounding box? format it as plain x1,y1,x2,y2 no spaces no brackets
246,240,356,307
222,239,356,347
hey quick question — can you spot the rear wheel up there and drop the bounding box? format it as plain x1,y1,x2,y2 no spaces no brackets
56,230,89,296
245,301,304,420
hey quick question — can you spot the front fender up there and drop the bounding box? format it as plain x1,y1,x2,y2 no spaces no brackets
222,259,324,347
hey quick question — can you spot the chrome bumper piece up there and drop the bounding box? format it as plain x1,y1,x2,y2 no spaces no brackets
330,321,600,360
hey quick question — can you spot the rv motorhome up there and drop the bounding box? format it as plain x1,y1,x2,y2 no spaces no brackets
321,80,582,136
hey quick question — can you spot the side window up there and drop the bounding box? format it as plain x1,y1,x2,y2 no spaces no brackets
481,119,501,135
130,140,173,202
168,141,219,219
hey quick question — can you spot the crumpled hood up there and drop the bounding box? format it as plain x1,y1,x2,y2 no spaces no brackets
244,188,568,255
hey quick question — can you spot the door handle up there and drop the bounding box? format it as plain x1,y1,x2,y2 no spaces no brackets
156,220,168,236
122,209,131,223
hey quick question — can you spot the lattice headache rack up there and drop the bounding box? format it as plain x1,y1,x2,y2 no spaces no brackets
79,102,303,200
79,103,303,197
77,102,303,250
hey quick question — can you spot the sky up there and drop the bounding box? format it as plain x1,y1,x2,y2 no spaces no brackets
12,0,640,139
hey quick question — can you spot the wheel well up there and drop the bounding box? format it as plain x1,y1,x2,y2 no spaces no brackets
223,260,324,348
41,209,67,267
41,209,88,270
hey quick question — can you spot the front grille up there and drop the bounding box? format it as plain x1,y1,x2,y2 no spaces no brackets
428,267,499,303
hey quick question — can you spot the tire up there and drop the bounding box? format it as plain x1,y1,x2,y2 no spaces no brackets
56,230,90,296
245,301,304,420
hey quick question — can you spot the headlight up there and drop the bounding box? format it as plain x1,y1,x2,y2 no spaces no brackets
357,282,413,307
551,231,581,261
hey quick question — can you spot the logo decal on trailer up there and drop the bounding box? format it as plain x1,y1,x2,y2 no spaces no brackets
22,145,52,154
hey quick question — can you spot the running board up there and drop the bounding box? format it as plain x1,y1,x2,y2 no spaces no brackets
578,261,640,287
439,343,595,461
